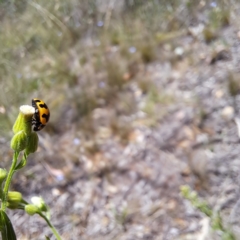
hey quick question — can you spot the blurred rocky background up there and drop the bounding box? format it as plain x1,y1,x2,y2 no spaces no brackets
1,0,240,239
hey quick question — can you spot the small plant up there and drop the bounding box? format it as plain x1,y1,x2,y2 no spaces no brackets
228,72,240,97
0,104,61,239
139,43,156,64
203,27,218,43
209,7,230,29
180,185,235,240
113,206,129,232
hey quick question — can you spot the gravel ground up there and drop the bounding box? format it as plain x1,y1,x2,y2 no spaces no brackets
3,2,240,240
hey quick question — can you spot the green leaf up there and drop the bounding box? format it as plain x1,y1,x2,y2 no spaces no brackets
15,154,27,170
0,210,16,240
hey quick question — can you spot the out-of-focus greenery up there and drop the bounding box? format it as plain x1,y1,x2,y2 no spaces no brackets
0,0,174,135
181,185,235,240
0,0,232,139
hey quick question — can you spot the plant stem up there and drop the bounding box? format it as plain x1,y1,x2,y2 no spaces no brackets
38,212,62,240
1,152,19,211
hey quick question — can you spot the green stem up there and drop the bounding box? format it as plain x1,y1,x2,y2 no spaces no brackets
1,152,19,211
38,212,62,240
21,198,29,205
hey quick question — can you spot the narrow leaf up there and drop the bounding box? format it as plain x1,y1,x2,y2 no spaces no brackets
15,155,27,170
0,210,16,240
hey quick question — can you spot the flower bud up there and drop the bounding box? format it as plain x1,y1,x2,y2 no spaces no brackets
25,204,39,216
13,105,35,135
31,196,47,212
180,185,191,196
11,130,27,152
25,132,39,155
8,191,22,204
0,169,7,184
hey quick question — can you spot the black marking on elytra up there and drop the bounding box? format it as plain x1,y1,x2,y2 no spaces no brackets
42,113,49,121
39,103,48,109
31,99,49,131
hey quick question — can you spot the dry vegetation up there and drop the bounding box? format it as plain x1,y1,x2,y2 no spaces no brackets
1,0,240,239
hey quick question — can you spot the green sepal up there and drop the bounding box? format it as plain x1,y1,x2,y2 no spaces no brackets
0,210,16,240
10,130,27,152
13,106,34,135
0,169,7,184
25,204,39,216
25,132,39,155
12,112,25,134
45,236,51,240
7,191,23,209
7,191,22,209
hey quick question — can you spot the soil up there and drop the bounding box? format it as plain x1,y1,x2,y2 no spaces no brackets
3,2,240,240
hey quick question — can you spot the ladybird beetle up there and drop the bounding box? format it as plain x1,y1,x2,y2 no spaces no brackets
32,98,50,131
